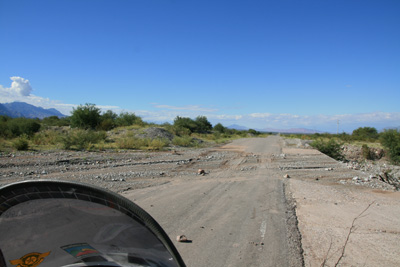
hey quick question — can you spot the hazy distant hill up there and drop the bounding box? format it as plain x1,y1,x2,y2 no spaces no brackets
227,124,249,130
0,102,66,119
228,124,322,134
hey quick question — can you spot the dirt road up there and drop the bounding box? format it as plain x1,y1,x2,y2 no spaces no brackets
124,136,302,266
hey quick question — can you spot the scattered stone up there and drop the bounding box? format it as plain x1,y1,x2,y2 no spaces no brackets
176,235,188,242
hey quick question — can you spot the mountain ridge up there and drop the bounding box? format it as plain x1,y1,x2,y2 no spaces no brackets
0,102,66,119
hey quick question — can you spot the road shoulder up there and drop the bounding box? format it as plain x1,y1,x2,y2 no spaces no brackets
284,147,400,266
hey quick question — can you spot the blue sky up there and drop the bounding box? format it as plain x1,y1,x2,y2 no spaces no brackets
1,0,399,132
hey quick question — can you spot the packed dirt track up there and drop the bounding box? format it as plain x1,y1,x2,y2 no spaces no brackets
1,136,400,266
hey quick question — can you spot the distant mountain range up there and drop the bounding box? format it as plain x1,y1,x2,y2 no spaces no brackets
227,124,323,134
0,102,66,119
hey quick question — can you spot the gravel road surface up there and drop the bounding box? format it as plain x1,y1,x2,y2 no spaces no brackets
124,136,302,266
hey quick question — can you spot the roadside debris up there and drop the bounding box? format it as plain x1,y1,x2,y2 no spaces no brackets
176,235,189,242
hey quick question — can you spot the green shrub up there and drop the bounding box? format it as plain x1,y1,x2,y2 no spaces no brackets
173,116,197,134
173,116,212,135
311,138,345,161
380,129,400,164
62,129,107,150
213,123,226,134
12,135,29,151
362,144,372,160
352,127,379,141
248,129,261,136
172,136,193,147
116,137,168,150
70,103,101,129
116,112,144,127
32,129,61,145
98,119,115,131
6,118,41,137
147,139,169,150
116,136,143,149
41,116,69,127
172,126,192,137
194,116,212,133
0,120,11,138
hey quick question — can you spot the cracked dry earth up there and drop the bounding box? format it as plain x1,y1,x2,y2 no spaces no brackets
1,136,400,266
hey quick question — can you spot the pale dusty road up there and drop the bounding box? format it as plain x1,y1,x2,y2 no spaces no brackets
124,136,303,267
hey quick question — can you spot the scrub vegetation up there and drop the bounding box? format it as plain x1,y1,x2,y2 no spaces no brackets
287,126,400,165
0,103,265,152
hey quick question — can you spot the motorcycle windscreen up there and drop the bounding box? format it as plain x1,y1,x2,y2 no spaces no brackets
0,181,185,267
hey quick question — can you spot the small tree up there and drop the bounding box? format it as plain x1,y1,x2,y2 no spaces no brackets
213,123,226,134
194,116,212,133
173,116,197,134
248,129,260,135
116,112,144,127
8,118,41,137
352,127,379,141
99,110,118,131
380,129,400,164
70,103,101,129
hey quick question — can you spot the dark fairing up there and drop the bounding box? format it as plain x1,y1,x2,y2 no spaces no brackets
0,180,186,267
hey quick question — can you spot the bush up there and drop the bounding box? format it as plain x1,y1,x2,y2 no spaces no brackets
41,116,69,127
32,129,61,145
213,123,226,134
116,136,144,150
173,116,197,134
12,135,29,151
173,116,212,135
116,112,144,127
98,119,115,131
194,116,212,133
62,129,107,150
116,136,168,150
362,144,372,160
380,129,400,164
248,129,261,136
6,118,41,137
147,139,169,150
311,138,345,161
172,136,193,147
70,103,101,129
352,127,379,141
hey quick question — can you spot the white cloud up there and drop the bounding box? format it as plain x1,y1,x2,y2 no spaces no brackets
9,76,33,96
0,76,121,115
134,108,400,132
152,103,218,113
249,113,272,118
